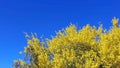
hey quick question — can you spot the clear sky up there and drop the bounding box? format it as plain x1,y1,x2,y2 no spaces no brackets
0,0,120,68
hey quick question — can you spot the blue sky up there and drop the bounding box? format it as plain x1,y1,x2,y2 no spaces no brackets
0,0,120,68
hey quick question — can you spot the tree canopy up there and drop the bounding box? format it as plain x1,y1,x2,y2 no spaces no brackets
14,17,120,68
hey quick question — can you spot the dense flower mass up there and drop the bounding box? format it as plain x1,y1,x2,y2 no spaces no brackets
14,17,120,68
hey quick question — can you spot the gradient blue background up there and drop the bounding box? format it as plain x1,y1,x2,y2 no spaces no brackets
0,0,120,68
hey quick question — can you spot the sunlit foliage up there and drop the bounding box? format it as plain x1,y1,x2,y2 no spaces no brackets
14,17,120,68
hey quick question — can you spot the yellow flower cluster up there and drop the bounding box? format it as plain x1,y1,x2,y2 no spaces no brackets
14,17,120,68
112,17,119,27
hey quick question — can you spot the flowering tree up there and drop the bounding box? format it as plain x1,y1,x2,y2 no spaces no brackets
14,17,120,68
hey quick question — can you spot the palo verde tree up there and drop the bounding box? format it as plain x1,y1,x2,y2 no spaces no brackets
14,17,120,68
